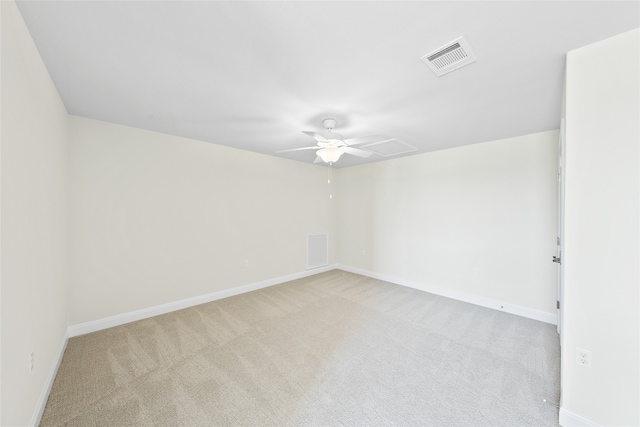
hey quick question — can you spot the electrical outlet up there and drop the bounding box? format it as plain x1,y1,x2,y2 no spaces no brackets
29,352,34,373
243,260,249,268
576,348,592,368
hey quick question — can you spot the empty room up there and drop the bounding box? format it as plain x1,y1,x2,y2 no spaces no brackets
2,1,638,426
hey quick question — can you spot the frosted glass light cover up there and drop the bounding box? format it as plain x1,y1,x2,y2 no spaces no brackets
317,146,344,163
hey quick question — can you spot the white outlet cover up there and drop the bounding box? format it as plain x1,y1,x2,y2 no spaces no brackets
576,347,592,368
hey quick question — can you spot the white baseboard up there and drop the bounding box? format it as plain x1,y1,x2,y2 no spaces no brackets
30,330,68,427
559,407,602,427
68,264,337,337
335,264,557,325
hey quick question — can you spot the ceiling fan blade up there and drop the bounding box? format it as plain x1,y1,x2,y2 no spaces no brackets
343,134,391,146
343,147,373,158
313,156,324,164
276,146,319,153
302,131,328,142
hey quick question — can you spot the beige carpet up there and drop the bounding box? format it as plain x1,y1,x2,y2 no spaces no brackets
41,270,560,426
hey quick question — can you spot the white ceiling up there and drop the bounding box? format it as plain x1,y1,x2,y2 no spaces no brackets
16,1,639,167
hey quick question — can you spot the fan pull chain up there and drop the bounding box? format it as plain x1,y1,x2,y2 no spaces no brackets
328,165,333,199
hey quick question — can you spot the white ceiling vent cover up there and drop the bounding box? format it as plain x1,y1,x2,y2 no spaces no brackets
362,138,417,157
421,37,477,77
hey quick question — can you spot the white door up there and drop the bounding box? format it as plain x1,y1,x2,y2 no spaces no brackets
555,119,565,336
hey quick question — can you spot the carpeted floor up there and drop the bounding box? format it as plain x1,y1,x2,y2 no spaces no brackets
40,270,560,426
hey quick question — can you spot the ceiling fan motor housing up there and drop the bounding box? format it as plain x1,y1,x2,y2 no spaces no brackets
324,132,344,141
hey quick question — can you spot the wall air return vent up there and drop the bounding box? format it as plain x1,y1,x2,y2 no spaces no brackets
307,233,328,270
421,36,477,77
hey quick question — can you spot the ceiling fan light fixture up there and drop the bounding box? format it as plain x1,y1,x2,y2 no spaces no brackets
280,118,389,164
317,146,344,164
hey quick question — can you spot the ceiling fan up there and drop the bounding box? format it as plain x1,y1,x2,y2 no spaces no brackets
277,118,388,164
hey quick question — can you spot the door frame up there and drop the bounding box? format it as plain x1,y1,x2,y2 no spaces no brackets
557,119,566,336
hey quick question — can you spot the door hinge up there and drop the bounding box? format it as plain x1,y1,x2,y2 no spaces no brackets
557,237,560,245
557,300,560,309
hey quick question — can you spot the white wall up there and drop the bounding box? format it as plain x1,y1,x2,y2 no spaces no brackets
69,116,336,325
1,1,71,425
336,131,558,316
561,28,639,427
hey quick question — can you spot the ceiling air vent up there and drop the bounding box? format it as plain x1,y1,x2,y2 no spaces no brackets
421,36,477,77
361,138,417,157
